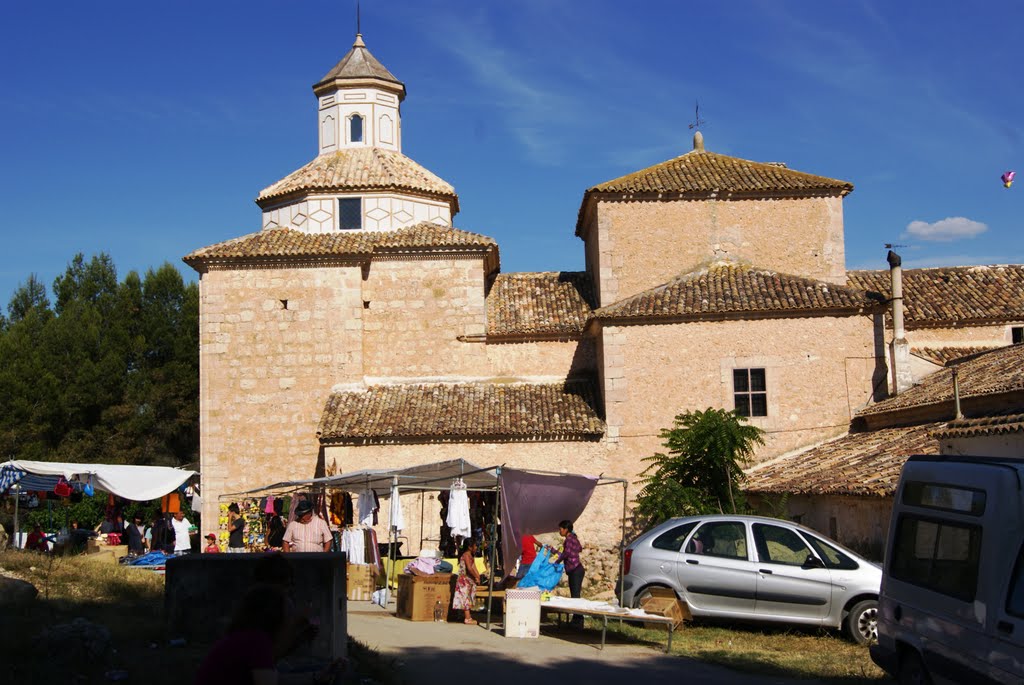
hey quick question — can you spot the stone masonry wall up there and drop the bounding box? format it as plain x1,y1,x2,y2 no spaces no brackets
361,256,490,378
586,196,846,307
197,265,365,532
602,314,883,464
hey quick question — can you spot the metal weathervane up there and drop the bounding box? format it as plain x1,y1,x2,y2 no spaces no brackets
688,101,706,131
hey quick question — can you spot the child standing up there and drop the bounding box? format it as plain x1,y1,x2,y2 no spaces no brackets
204,533,221,553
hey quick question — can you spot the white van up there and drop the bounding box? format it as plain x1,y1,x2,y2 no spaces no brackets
871,455,1024,683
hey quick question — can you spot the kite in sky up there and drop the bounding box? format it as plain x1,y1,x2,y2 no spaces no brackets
1002,171,1015,188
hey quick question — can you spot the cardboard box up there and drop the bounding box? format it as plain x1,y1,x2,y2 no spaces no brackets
504,588,540,638
396,573,452,621
347,563,377,601
640,587,690,629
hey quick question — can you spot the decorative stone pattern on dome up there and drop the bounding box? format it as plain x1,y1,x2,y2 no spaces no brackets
592,263,883,322
317,380,605,442
486,272,596,338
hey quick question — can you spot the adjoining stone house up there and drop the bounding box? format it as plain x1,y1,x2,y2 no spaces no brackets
183,34,906,575
745,343,1024,558
847,264,1024,386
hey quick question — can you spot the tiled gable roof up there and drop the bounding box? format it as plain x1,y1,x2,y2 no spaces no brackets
257,147,458,210
847,265,1024,326
588,150,853,196
744,423,942,497
931,413,1024,439
592,263,883,322
858,344,1024,417
183,224,496,267
318,381,605,442
486,272,596,337
911,346,1001,366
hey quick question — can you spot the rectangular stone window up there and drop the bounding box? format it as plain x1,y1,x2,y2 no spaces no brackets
733,368,767,417
339,198,362,230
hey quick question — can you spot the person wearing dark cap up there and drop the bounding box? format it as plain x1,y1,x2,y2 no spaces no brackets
282,500,332,553
227,502,246,553
204,533,221,553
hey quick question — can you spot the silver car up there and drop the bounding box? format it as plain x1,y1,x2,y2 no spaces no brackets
621,514,881,644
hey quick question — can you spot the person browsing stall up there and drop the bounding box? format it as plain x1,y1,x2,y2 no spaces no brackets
512,533,541,587
554,519,585,627
171,510,193,555
227,502,246,553
204,533,221,553
282,500,332,553
452,539,482,624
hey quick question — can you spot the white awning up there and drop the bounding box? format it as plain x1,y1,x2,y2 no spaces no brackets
1,460,197,502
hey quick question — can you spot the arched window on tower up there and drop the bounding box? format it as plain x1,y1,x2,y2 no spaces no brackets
350,114,364,143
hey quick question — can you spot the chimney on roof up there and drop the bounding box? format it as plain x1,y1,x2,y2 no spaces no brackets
693,130,704,152
888,250,913,395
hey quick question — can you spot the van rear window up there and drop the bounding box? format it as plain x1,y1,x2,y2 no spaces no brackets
902,481,986,515
890,515,981,602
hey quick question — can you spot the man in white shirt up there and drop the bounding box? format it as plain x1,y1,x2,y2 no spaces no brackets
282,500,332,553
170,511,193,555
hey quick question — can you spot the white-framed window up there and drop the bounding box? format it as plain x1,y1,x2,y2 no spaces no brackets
339,198,362,230
733,368,767,417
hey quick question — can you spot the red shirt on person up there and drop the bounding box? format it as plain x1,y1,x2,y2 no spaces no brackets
521,534,538,566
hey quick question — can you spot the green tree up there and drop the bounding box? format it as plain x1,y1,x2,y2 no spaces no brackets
634,407,765,527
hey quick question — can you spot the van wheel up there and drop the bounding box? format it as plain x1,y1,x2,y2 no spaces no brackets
843,599,878,645
898,651,932,685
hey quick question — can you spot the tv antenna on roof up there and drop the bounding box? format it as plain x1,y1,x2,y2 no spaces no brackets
356,0,361,34
884,244,908,249
688,101,706,131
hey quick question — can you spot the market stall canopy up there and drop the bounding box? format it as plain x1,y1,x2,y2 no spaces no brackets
0,460,197,502
222,458,498,499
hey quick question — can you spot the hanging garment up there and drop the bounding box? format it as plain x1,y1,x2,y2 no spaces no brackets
330,491,346,527
264,497,275,514
341,528,365,564
446,480,471,539
161,492,181,514
389,487,405,532
357,489,376,526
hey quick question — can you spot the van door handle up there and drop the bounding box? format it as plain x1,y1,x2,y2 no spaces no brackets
759,569,773,574
686,560,699,565
998,621,1014,634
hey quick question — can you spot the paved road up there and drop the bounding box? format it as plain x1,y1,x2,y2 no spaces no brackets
346,604,820,685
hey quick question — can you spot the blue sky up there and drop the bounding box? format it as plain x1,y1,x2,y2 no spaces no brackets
2,1,1022,306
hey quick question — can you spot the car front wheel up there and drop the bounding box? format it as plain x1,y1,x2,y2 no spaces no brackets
843,599,878,644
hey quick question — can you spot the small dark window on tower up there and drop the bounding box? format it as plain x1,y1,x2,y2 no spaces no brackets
734,368,767,417
1013,326,1023,344
339,198,362,230
350,114,363,143
280,299,288,310
363,300,371,309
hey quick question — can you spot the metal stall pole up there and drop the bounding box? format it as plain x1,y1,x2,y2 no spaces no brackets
619,480,628,609
485,466,501,631
12,484,19,549
388,476,399,608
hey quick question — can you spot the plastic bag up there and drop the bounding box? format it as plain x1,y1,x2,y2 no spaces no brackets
517,548,564,591
371,588,390,608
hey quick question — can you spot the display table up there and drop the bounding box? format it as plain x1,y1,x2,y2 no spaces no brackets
540,597,678,652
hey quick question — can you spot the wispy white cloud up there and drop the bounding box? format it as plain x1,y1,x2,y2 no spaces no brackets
903,216,988,242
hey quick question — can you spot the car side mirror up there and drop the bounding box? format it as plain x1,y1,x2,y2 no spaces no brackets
802,554,825,570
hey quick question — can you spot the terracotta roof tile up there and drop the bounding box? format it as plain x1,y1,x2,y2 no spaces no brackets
931,412,1024,439
318,381,605,442
744,423,942,497
911,346,1002,366
577,150,852,233
486,272,596,337
183,224,496,266
858,345,1024,417
847,265,1024,326
257,147,458,209
592,263,884,322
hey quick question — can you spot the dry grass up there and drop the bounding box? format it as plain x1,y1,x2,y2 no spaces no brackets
604,619,888,682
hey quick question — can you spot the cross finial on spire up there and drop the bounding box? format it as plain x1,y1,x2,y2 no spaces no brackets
688,101,706,131
357,0,361,35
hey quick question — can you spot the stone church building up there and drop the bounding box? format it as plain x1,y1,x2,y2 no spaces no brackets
184,35,1022,562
